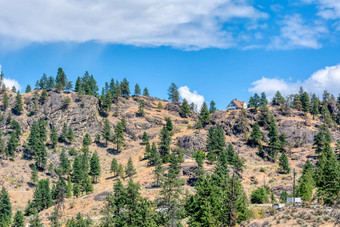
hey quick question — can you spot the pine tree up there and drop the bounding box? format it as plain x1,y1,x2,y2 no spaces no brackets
83,177,94,194
34,139,47,170
13,92,23,115
258,104,270,127
82,133,91,147
260,92,268,106
66,213,93,227
193,150,205,178
50,125,58,148
180,99,191,118
67,127,74,143
154,150,164,187
268,117,280,161
12,211,24,227
200,102,210,125
248,122,262,147
31,179,52,212
278,152,290,174
31,165,38,184
120,78,130,98
55,67,69,91
315,143,340,205
0,187,12,227
66,177,73,198
313,124,332,154
73,184,81,198
158,151,184,226
89,152,101,183
301,92,310,112
143,87,149,97
311,94,320,116
165,117,173,132
226,144,245,173
209,100,217,113
101,119,111,147
59,123,68,143
113,122,125,153
29,215,43,227
250,187,269,204
110,158,118,176
2,92,9,110
59,148,71,175
142,132,149,144
134,83,141,96
125,157,136,178
168,83,179,102
206,126,226,162
158,126,171,163
72,156,83,184
157,102,163,110
321,103,333,125
297,160,315,202
117,163,125,179
272,91,285,106
7,132,18,158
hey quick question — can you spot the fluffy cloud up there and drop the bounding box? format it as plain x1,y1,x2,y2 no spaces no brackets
178,86,204,111
0,65,21,91
249,63,340,97
304,0,340,19
269,14,328,49
0,0,266,50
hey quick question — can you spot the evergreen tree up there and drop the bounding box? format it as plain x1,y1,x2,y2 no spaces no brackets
153,149,164,187
278,152,290,174
193,150,205,178
260,92,268,106
72,156,83,184
82,133,91,147
113,122,125,153
120,78,130,98
147,142,158,166
200,102,210,124
313,124,332,154
226,144,245,173
83,177,94,194
66,177,73,198
125,157,136,178
250,187,269,204
206,126,226,162
39,90,48,104
297,160,315,202
12,211,24,227
2,92,9,110
59,123,68,143
158,151,184,226
31,179,52,212
144,142,152,161
55,67,72,91
165,117,173,132
168,83,179,102
311,94,320,116
258,104,271,127
89,152,101,183
180,99,191,118
209,100,217,113
7,132,18,158
117,164,125,179
321,103,333,125
110,158,118,176
158,126,171,163
29,215,42,227
301,92,310,112
0,132,4,155
143,87,149,97
31,165,38,184
66,213,93,227
13,92,23,115
142,132,149,144
50,125,58,148
25,85,32,93
272,91,285,106
66,127,74,143
315,143,340,205
157,102,163,110
101,119,111,147
0,187,12,227
248,122,262,147
34,139,47,170
134,84,141,96
268,117,280,161
59,149,71,175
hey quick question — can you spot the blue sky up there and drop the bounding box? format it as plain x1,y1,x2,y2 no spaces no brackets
1,0,340,109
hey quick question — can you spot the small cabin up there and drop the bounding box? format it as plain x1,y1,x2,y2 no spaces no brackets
226,99,247,110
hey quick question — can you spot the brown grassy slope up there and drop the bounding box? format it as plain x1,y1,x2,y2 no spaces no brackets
0,90,338,225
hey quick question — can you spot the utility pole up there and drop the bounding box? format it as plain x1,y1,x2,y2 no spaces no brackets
293,168,296,206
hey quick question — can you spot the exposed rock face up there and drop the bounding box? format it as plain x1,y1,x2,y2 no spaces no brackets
164,102,181,115
177,134,206,151
1,91,102,143
278,120,316,145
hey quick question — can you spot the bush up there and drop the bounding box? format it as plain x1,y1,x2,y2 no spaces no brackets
251,187,269,204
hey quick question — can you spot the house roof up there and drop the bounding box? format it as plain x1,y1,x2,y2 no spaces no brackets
232,99,246,108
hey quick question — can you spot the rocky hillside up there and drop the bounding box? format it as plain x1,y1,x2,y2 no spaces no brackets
0,89,339,225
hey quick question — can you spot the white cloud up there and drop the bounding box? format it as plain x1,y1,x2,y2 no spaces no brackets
249,63,340,97
0,65,21,91
0,0,267,50
178,86,204,111
305,0,340,19
269,14,328,49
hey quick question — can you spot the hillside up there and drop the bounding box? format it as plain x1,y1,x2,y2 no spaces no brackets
0,89,339,226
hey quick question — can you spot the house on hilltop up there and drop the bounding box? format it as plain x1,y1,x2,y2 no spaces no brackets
226,99,247,110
